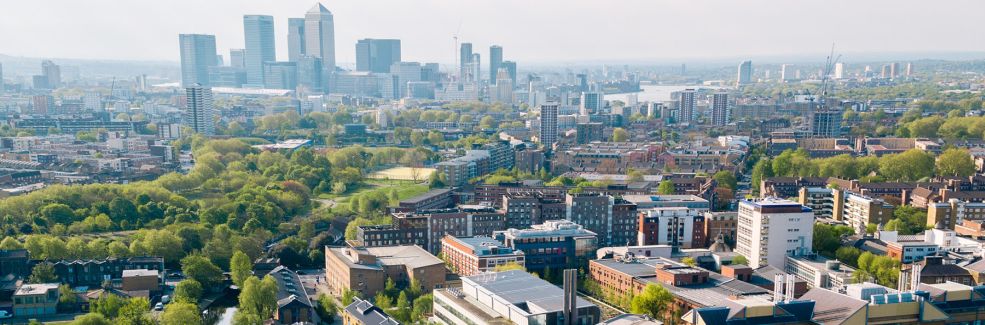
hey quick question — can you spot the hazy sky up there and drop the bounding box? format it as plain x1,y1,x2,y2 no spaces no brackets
1,0,983,65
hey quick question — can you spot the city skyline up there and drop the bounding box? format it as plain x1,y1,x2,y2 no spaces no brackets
1,0,983,65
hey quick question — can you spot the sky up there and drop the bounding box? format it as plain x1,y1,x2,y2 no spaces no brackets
1,0,983,65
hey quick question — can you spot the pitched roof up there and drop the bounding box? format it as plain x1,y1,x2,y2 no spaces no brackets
800,288,867,325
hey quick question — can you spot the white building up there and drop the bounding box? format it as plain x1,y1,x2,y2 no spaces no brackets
183,85,215,136
637,207,705,248
735,198,814,269
539,103,558,148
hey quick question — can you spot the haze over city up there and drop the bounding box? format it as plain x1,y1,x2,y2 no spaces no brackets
2,0,984,64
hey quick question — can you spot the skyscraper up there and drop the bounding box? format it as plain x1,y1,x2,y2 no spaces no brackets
679,88,696,123
834,62,846,79
890,62,900,79
736,60,752,86
243,15,276,86
179,34,218,87
579,92,603,116
459,42,473,81
780,64,794,81
263,62,298,90
287,18,306,62
809,108,843,137
230,49,246,68
304,3,336,70
489,45,503,84
297,55,323,91
184,84,215,136
539,103,558,150
471,53,481,84
711,92,730,126
355,39,401,73
41,60,61,88
390,62,422,98
501,61,517,86
905,62,913,77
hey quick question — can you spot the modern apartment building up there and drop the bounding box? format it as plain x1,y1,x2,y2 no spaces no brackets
735,199,814,269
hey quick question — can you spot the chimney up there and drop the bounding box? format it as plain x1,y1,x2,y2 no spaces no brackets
563,269,578,325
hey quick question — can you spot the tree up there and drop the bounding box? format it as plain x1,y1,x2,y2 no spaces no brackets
630,283,673,319
412,294,434,322
479,116,497,129
750,159,772,195
813,224,855,257
713,171,738,190
835,247,863,267
238,276,278,321
393,291,412,323
657,180,675,194
230,251,253,287
160,302,201,325
681,257,696,266
117,297,153,325
627,169,644,182
315,294,338,322
936,148,976,177
69,313,112,325
40,203,76,225
28,263,57,283
373,291,393,309
878,149,935,181
611,128,629,142
174,279,203,304
341,288,359,306
732,255,748,265
58,284,78,312
92,294,126,318
181,254,223,290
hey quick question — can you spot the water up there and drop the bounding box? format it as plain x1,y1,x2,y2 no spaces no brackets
213,307,237,325
604,84,728,103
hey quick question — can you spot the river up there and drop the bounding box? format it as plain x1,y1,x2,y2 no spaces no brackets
604,84,729,103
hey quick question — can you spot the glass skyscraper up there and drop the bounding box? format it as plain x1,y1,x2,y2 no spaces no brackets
489,45,502,84
178,34,217,87
287,18,306,62
243,15,275,86
355,39,401,73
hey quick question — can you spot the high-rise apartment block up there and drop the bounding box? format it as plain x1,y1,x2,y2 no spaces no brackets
735,199,813,269
184,85,215,136
539,103,558,149
736,60,752,86
711,92,729,126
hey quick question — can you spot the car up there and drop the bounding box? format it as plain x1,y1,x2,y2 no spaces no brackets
154,302,164,311
161,295,171,304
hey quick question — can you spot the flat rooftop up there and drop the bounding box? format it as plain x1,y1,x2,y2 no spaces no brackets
464,270,596,314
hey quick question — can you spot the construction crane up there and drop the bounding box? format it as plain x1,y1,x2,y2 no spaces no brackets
453,20,462,80
819,43,842,108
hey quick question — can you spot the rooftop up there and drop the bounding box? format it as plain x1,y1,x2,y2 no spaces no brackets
464,270,596,314
364,245,444,269
15,283,58,296
121,269,158,277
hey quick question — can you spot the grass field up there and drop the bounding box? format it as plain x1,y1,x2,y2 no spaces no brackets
368,167,436,181
317,179,431,212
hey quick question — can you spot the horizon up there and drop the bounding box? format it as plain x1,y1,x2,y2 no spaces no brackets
1,0,983,66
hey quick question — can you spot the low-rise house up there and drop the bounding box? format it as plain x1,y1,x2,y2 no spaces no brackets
13,283,59,317
343,297,398,325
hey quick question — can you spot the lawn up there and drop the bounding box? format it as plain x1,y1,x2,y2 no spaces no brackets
367,166,436,181
317,179,431,212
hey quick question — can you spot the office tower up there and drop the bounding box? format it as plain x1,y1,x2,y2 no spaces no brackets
809,108,843,137
355,39,401,73
834,62,846,79
471,53,481,84
208,66,247,88
780,64,794,81
539,103,558,149
735,198,814,269
184,84,215,136
390,62,422,98
229,49,246,68
304,3,335,70
243,15,275,86
263,62,298,90
576,73,588,92
178,34,218,87
579,92,603,116
489,45,503,84
905,62,913,77
711,92,729,126
459,42,473,81
679,88,696,123
41,60,61,88
502,61,517,86
736,60,752,86
492,68,514,104
287,18,306,62
890,62,900,79
421,63,441,84
880,64,890,78
297,55,323,91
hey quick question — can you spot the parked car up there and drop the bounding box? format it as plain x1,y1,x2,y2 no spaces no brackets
154,302,164,311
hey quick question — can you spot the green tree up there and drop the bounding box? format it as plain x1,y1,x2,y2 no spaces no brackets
174,279,203,304
813,224,855,257
160,302,201,325
750,158,772,195
28,263,57,283
341,288,360,306
117,297,153,325
393,291,412,323
630,283,674,319
230,250,253,287
611,128,629,142
732,255,748,265
493,262,526,272
936,148,976,177
412,294,434,322
878,149,935,181
69,313,112,325
92,294,126,318
315,294,338,322
181,254,223,290
238,276,278,320
373,291,393,309
681,257,696,266
713,171,738,190
657,180,675,194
